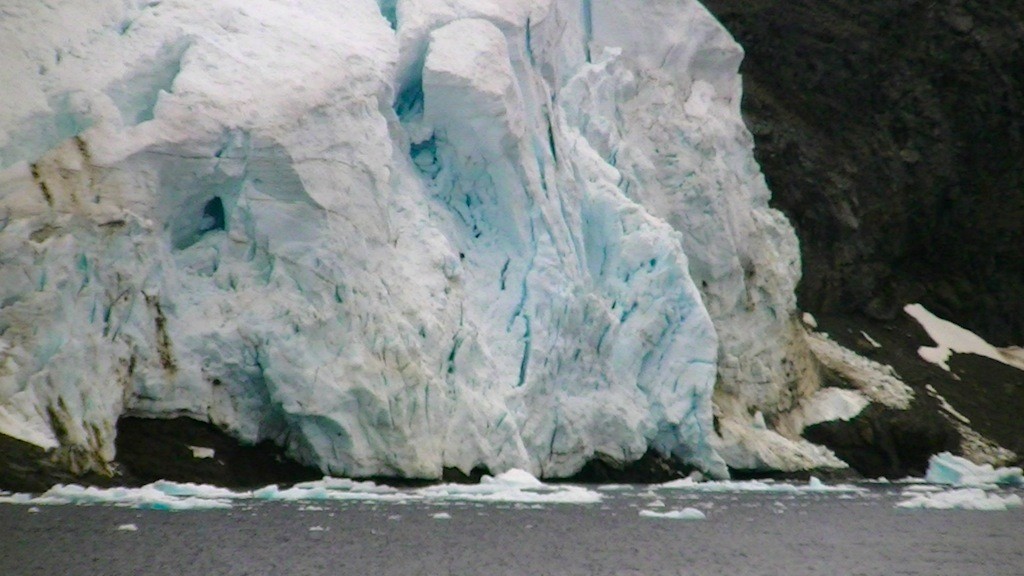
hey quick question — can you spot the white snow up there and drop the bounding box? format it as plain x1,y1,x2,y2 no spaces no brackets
188,446,215,459
0,0,821,480
860,331,882,349
905,304,1024,372
924,385,970,424
639,507,705,520
924,452,1024,487
430,512,452,519
896,488,1023,511
801,313,818,329
116,523,139,531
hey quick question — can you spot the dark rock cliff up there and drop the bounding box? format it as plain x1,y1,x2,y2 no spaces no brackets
702,0,1024,345
701,0,1024,471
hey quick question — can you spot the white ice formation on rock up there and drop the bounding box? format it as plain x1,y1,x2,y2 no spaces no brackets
1,0,834,479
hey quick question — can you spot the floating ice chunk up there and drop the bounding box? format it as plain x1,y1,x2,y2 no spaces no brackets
251,483,408,503
905,304,1024,372
596,484,632,492
896,488,1023,511
639,508,705,520
249,473,601,505
0,493,35,504
308,525,327,531
116,523,138,531
16,482,239,509
901,484,944,493
925,452,1024,487
148,481,248,499
18,483,235,510
416,478,602,504
431,512,452,520
295,477,400,494
483,469,544,487
254,477,406,502
658,477,864,494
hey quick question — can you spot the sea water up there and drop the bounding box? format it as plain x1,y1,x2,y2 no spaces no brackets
2,482,1022,576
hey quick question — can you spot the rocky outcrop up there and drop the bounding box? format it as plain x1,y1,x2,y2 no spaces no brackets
700,0,1024,472
803,401,960,479
702,0,1024,345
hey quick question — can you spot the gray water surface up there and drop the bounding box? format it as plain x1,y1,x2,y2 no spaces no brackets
2,486,1022,576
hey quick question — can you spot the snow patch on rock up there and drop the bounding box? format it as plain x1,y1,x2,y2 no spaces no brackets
905,303,1024,372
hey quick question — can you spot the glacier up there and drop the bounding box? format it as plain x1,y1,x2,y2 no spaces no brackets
0,0,834,481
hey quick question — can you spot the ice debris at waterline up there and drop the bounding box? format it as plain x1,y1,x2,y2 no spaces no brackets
657,476,865,493
1,0,818,481
0,483,235,511
924,452,1024,487
896,488,1023,511
255,469,603,504
0,472,875,510
0,470,601,509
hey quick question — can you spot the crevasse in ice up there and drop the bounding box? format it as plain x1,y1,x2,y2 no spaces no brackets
0,0,821,479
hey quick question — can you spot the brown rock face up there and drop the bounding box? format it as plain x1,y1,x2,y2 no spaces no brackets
702,0,1024,345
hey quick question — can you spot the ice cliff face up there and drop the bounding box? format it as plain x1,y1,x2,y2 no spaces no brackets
0,0,827,479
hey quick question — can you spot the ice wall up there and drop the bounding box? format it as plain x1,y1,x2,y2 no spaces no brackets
0,0,824,479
